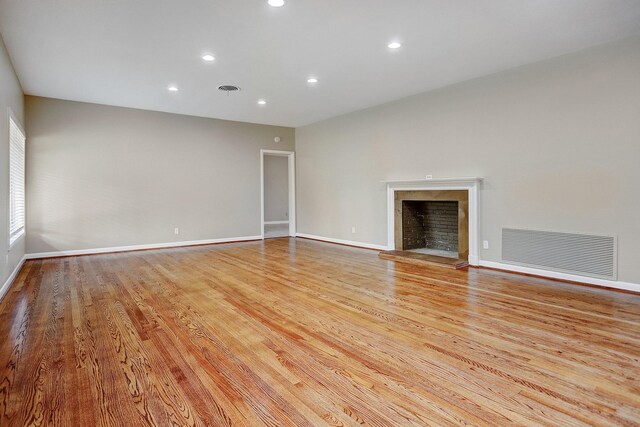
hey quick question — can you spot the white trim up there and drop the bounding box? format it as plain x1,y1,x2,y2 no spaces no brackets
25,235,262,259
264,221,290,225
17,236,637,293
479,260,640,293
296,233,388,251
385,177,482,266
261,149,296,239
295,234,639,293
0,255,26,302
381,177,482,184
260,152,264,237
288,153,296,238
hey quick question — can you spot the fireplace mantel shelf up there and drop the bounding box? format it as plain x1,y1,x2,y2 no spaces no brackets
381,177,483,184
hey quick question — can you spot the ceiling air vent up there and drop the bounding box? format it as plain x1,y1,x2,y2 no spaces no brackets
218,85,241,93
502,228,617,280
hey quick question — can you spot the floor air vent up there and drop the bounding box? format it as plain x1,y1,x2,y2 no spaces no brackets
502,228,616,280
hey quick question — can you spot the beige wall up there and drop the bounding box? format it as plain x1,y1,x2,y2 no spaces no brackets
0,34,24,292
296,36,640,284
25,96,294,254
264,155,289,222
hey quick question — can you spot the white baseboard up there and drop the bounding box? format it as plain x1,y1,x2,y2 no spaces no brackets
20,234,638,293
295,234,639,292
479,260,640,293
296,233,389,251
264,221,290,225
0,255,27,302
295,234,486,266
25,235,263,260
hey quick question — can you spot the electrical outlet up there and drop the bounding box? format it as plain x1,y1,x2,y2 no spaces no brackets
425,175,433,180
483,240,489,249
174,227,180,235
351,226,356,234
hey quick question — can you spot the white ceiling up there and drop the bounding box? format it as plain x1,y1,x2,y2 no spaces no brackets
1,0,640,127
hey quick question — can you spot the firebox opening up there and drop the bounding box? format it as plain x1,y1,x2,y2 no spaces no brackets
402,200,459,259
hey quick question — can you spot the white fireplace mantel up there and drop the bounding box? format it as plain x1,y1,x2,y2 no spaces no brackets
381,177,482,185
384,177,482,266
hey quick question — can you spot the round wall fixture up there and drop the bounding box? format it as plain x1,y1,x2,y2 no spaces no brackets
274,137,281,143
218,85,241,92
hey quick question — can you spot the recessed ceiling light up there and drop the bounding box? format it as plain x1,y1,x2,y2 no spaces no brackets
168,85,179,92
387,42,402,49
307,78,318,83
268,0,285,7
202,54,215,62
258,99,267,105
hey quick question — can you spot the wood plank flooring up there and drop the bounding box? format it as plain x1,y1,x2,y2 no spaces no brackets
1,237,639,426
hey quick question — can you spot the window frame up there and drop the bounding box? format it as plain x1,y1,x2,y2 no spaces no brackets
7,108,26,249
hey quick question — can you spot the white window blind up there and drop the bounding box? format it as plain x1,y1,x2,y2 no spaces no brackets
9,117,26,246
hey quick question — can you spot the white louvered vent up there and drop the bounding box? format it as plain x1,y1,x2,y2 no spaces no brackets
502,228,616,280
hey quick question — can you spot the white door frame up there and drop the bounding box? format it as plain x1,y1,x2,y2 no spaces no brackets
260,149,296,238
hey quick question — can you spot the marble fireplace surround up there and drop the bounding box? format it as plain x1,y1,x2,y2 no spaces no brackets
384,178,482,266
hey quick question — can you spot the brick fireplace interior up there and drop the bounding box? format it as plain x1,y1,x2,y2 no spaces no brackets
402,201,459,258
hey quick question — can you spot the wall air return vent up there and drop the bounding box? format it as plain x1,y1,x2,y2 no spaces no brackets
218,85,241,93
502,228,617,280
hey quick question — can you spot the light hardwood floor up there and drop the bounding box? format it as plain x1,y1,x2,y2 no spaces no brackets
1,238,639,426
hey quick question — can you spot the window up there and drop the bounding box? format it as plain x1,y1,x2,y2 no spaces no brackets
9,115,25,246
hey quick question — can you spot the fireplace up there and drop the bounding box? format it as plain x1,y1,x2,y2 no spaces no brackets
382,178,481,267
402,200,459,257
392,190,469,262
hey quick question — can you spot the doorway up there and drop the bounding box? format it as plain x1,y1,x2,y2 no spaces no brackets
260,150,295,239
